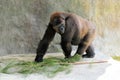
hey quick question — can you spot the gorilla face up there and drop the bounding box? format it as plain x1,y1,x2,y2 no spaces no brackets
51,17,65,34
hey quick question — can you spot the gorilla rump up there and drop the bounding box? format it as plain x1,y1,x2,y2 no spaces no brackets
35,12,96,62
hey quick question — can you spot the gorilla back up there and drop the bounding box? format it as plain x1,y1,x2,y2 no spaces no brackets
35,12,96,62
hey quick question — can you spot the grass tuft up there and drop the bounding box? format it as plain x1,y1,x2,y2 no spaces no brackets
112,56,120,61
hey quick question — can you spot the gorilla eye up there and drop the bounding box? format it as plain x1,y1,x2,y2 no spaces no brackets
54,18,61,25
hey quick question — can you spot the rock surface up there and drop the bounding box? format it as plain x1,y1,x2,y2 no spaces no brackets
1,0,120,56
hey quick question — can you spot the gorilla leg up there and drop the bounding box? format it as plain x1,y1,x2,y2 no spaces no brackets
75,42,88,56
75,32,95,57
82,45,95,58
61,41,72,58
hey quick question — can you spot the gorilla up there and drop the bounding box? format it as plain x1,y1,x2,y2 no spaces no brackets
35,12,96,62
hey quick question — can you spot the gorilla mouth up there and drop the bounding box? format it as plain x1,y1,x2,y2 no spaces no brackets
58,25,65,34
53,24,65,34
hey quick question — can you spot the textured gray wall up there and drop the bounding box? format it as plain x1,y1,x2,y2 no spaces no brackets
0,0,120,56
0,0,89,55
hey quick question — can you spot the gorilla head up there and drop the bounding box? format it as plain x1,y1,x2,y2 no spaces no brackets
50,14,66,34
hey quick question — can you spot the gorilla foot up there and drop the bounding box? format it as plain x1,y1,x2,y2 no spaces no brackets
82,54,95,58
65,55,71,59
35,55,43,62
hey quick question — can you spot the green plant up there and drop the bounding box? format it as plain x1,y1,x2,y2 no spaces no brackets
112,56,120,61
0,55,81,77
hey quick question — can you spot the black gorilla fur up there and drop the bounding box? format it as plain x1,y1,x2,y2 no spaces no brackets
35,12,96,62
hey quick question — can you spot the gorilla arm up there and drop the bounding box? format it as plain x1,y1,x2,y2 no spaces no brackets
61,36,72,58
35,23,56,62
